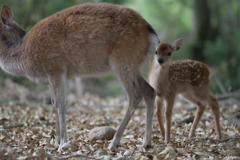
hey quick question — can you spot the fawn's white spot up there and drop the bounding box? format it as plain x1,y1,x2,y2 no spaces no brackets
188,63,193,68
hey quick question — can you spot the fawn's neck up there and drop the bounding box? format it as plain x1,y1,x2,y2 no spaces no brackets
160,64,171,86
150,60,171,95
0,35,26,76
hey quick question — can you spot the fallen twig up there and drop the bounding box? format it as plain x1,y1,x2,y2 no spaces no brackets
215,89,240,100
176,117,214,124
2,122,55,129
58,154,100,160
215,76,227,94
176,136,240,142
2,124,24,129
221,113,240,128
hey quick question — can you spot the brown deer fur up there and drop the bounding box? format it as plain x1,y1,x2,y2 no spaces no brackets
0,3,159,151
149,39,221,143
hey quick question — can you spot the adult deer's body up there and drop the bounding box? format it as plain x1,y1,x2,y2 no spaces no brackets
149,39,221,143
0,3,159,151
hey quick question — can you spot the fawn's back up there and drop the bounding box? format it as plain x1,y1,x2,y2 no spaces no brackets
169,60,210,93
17,3,158,83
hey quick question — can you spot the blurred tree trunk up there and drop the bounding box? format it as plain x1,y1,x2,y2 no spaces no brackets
191,0,219,61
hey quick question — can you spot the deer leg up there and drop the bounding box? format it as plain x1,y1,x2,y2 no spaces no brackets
48,73,67,152
189,103,205,138
107,69,142,151
49,85,60,145
182,93,206,137
137,73,156,148
155,96,165,139
209,95,221,139
165,95,175,143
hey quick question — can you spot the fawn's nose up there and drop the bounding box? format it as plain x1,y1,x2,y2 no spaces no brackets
158,58,164,64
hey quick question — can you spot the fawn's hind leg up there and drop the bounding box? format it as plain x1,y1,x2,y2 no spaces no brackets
182,90,221,139
208,94,221,139
182,93,206,138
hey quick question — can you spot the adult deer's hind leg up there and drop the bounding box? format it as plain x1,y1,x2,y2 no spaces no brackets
107,58,143,150
137,73,156,148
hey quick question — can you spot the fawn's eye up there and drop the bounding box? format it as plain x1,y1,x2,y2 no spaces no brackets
22,31,26,36
155,51,157,54
168,52,171,56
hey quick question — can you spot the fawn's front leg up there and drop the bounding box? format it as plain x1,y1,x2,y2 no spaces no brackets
165,95,176,143
155,96,165,139
48,73,67,152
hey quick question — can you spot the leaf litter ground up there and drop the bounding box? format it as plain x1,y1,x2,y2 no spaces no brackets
0,92,239,159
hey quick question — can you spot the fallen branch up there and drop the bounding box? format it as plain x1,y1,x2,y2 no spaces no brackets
176,117,214,124
221,113,240,128
58,154,100,160
2,124,24,129
215,76,227,94
215,89,240,100
176,136,240,142
2,122,55,129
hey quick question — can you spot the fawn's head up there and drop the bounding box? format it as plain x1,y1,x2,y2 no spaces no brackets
155,38,183,66
0,6,26,44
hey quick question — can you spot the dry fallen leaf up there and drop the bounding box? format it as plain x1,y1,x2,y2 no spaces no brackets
0,88,238,159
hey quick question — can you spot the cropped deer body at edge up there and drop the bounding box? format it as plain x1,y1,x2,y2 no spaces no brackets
149,39,221,143
0,3,159,151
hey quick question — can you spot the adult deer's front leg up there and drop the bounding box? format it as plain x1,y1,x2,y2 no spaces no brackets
48,73,67,152
49,85,60,145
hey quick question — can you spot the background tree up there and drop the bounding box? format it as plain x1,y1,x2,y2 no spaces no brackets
0,0,239,96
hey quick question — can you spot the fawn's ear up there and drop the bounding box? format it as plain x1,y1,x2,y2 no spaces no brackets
1,6,14,26
172,38,183,51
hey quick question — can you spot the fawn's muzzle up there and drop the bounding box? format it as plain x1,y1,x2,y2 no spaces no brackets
158,59,164,64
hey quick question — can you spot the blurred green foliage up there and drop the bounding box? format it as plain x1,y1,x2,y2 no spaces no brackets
0,0,239,96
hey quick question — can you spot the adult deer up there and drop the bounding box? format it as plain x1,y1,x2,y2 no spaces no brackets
0,3,159,151
149,39,221,143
